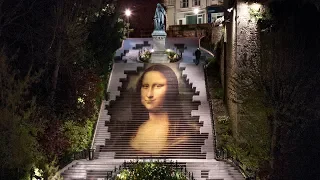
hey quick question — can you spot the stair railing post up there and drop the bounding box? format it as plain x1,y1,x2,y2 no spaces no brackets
88,148,90,160
89,148,94,160
85,148,88,159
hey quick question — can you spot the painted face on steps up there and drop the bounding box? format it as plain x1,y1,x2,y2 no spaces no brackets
141,71,168,112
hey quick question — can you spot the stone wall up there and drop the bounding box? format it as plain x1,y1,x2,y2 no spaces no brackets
168,29,206,37
167,24,212,37
224,0,261,136
211,26,224,45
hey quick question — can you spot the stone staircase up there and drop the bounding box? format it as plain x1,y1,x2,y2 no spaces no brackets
98,64,208,160
56,35,242,179
60,159,243,180
185,161,245,180
56,62,244,180
60,160,122,180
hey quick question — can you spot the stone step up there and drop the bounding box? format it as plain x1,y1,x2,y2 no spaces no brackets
59,62,244,180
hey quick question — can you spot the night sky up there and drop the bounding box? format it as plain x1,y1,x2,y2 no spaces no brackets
119,0,163,37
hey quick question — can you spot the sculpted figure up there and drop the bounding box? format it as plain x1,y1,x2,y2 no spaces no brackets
154,3,166,30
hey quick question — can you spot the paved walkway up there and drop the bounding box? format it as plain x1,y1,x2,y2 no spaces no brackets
114,37,212,64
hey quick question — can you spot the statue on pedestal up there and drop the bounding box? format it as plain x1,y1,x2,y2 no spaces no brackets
151,3,168,63
154,3,166,31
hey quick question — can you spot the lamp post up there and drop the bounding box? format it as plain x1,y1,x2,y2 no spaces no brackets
193,8,199,37
125,9,131,38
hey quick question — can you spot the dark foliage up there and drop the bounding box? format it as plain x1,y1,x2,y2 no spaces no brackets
0,0,124,178
261,1,320,179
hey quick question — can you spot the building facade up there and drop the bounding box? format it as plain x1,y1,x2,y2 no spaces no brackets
164,0,224,29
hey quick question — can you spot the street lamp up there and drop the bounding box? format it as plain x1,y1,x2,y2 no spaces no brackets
193,8,199,37
193,7,199,17
125,9,131,38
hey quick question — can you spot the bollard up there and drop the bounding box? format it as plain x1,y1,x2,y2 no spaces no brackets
89,149,94,160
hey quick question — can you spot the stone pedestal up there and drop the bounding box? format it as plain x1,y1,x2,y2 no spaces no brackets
150,51,169,63
151,30,169,63
151,30,167,51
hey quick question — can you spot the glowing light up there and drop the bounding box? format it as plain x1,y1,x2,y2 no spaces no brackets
125,9,131,38
193,8,199,15
227,7,233,12
150,49,154,52
250,3,261,11
125,9,131,17
77,97,85,104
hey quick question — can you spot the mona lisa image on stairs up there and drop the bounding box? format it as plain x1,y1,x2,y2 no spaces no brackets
98,64,208,159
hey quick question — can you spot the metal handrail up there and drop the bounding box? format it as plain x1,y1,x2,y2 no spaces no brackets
199,35,215,57
51,148,95,180
203,65,219,160
216,148,257,179
90,100,106,150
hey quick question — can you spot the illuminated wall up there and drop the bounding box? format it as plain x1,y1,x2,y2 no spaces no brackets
96,63,213,159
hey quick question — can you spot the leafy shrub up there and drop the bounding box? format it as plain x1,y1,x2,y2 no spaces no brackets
166,51,181,62
116,161,187,180
139,50,152,62
63,118,95,153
